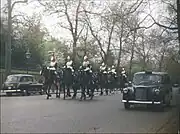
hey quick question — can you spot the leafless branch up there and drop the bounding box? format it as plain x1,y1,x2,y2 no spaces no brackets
11,0,28,12
148,14,178,30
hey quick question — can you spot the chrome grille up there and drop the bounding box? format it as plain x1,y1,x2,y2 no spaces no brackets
135,88,147,100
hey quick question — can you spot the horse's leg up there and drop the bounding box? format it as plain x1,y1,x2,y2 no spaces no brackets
66,86,71,97
55,83,60,98
80,86,85,101
90,87,94,100
105,83,108,96
63,84,66,100
100,83,103,96
72,86,77,99
80,86,83,101
46,85,50,99
86,85,89,96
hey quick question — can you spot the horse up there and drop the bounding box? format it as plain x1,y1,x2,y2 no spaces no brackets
79,67,94,100
71,69,82,99
99,71,108,95
107,72,117,95
40,66,60,99
61,67,73,99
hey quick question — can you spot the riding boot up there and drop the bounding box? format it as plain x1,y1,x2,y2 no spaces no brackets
100,88,103,95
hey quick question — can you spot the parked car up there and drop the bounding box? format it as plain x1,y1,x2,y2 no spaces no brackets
1,74,43,96
122,71,172,110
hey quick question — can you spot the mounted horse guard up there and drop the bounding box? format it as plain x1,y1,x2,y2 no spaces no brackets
40,52,61,99
80,55,94,100
62,56,74,99
108,65,117,94
65,56,74,73
120,67,128,92
99,62,108,95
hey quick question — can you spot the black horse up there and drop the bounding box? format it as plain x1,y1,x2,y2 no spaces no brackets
40,66,60,99
61,67,74,99
79,66,94,100
71,69,82,99
99,71,108,95
107,72,117,95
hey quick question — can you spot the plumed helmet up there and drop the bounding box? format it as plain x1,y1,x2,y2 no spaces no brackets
108,67,111,71
67,56,70,60
84,55,88,60
102,63,105,66
122,67,125,71
112,65,115,68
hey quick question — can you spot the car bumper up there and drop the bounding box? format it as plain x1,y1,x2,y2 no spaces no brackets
2,89,21,92
122,100,161,104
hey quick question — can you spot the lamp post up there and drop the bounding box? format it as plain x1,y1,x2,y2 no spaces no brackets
25,49,31,74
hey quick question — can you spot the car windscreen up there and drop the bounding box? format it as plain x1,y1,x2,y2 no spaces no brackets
133,74,162,85
6,76,19,82
20,76,34,82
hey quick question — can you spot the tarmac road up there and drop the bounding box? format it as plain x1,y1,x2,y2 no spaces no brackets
0,92,174,133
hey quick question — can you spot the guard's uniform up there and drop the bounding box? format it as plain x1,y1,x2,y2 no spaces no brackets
100,63,107,74
121,68,127,78
110,65,117,75
82,56,92,73
49,54,57,70
48,54,58,80
65,56,74,72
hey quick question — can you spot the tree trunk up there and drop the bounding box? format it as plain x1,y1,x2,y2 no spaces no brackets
104,24,115,65
129,30,136,80
177,0,180,49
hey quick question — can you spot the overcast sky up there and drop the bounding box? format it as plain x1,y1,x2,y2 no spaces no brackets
1,0,166,40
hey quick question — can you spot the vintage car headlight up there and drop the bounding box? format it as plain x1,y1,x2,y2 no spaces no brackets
153,88,160,94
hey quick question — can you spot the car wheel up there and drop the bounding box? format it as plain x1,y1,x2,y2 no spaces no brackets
21,90,30,96
124,102,130,109
6,92,12,96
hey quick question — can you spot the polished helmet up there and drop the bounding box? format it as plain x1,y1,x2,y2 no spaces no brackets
84,55,88,60
67,56,70,60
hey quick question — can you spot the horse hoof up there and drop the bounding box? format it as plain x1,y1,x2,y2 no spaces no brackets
46,96,49,99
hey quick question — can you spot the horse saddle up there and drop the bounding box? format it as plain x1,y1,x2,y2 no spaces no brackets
103,71,107,74
47,66,56,70
84,67,90,72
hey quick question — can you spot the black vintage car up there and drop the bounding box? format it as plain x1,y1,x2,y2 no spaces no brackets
122,71,172,110
1,74,43,96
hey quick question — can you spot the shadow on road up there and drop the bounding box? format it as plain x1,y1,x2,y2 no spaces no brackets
121,105,173,113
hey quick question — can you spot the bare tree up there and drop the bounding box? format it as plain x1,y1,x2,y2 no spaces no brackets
38,0,85,62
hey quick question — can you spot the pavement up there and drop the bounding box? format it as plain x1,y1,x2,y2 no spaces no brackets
0,92,175,133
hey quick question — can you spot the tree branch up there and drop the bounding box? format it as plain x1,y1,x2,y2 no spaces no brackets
11,0,28,12
148,14,178,30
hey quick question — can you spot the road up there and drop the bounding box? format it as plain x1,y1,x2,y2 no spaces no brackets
0,92,174,133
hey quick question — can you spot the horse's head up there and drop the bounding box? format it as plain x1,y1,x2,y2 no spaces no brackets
40,66,48,76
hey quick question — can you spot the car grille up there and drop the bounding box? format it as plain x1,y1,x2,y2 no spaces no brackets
135,87,147,100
